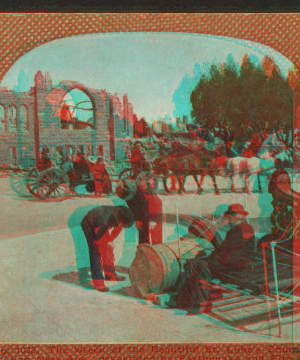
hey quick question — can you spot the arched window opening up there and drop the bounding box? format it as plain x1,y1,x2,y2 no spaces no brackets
61,89,94,130
0,105,4,130
44,87,94,130
20,105,28,131
9,105,17,130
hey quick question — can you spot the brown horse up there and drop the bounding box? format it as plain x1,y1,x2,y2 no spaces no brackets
197,156,231,195
154,144,216,194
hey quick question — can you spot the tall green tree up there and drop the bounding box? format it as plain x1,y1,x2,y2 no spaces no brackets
190,54,293,146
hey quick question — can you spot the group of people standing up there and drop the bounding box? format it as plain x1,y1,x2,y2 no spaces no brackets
187,123,291,160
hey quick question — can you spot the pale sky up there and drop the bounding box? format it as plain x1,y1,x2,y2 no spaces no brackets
1,33,293,121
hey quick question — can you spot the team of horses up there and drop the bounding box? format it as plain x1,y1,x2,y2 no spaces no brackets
153,137,292,195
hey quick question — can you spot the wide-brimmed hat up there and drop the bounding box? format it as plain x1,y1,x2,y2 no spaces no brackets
224,204,248,217
88,156,102,164
116,179,137,202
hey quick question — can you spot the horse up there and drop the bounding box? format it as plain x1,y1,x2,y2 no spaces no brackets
180,138,228,195
195,146,292,195
153,143,215,194
200,155,231,195
154,137,292,195
225,148,292,194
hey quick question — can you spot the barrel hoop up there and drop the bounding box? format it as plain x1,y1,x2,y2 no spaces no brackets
139,244,166,293
154,244,181,290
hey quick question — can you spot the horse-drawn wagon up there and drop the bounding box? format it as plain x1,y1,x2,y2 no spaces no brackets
118,135,293,196
10,151,112,200
117,135,197,193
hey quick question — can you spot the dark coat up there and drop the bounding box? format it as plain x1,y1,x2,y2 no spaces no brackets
125,187,163,245
81,206,120,240
80,206,123,281
126,189,149,244
175,220,255,311
208,220,255,271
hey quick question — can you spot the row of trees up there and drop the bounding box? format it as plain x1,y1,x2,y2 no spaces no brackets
189,54,294,147
135,54,298,147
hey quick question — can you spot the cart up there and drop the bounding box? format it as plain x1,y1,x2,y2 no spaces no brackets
23,157,111,200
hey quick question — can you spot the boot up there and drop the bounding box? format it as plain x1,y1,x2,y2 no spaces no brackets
93,279,109,292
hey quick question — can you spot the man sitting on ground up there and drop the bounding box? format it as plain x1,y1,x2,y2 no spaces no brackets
172,204,255,314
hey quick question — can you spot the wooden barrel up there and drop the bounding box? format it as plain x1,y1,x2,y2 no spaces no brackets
129,237,211,294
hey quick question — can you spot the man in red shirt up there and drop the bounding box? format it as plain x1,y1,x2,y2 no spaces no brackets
87,156,112,196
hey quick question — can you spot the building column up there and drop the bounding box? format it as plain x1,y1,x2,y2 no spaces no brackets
16,94,23,164
4,105,9,131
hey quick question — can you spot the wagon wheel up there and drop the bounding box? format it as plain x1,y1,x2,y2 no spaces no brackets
42,168,69,197
10,169,29,196
26,167,52,199
118,168,134,180
146,173,158,193
163,174,182,193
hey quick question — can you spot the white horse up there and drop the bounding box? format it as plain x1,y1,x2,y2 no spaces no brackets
228,148,292,194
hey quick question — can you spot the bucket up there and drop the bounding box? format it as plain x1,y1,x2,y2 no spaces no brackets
129,237,210,294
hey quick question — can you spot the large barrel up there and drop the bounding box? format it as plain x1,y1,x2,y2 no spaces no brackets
129,236,214,294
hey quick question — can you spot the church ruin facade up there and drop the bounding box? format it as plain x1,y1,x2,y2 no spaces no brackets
0,71,134,166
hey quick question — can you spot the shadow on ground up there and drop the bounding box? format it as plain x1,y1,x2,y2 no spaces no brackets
39,265,299,339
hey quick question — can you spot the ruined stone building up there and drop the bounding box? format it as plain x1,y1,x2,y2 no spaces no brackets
0,71,134,166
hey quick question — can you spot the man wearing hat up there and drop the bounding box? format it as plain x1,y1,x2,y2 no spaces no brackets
174,203,255,313
72,147,90,181
116,179,149,244
130,142,150,179
81,205,134,292
40,146,52,169
207,204,255,269
87,156,112,196
116,179,162,245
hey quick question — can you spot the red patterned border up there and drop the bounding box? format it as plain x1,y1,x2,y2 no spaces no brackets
0,13,298,84
1,343,300,359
